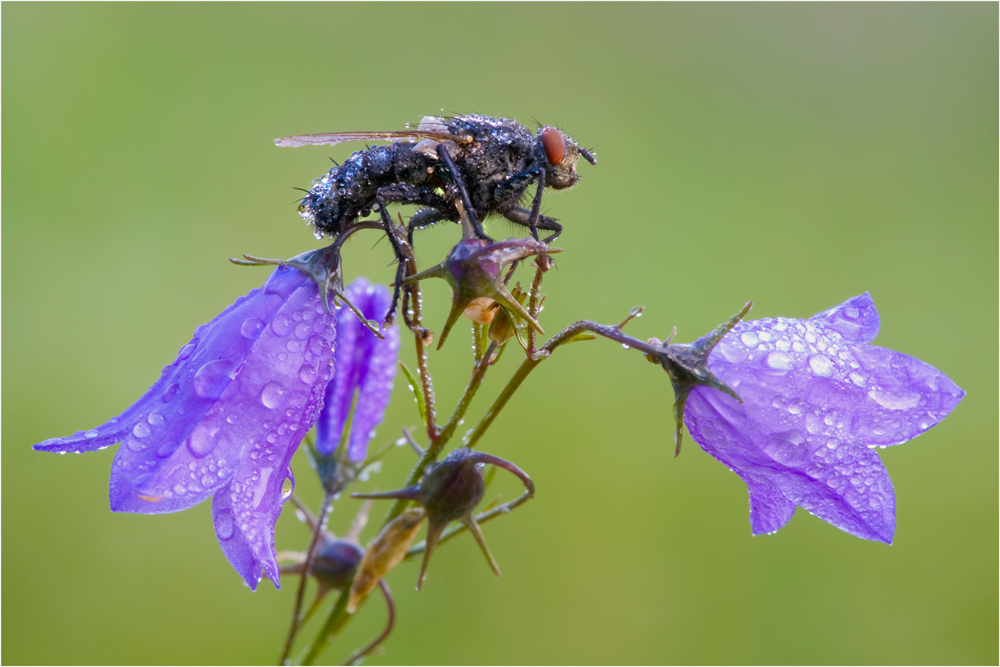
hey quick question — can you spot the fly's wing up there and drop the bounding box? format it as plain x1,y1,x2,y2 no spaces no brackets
274,130,472,148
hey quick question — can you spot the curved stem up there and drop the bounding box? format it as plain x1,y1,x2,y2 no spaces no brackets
340,580,396,666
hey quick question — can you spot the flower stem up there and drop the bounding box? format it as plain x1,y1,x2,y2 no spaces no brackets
301,580,354,666
464,314,654,450
383,342,497,524
526,262,546,356
280,490,335,665
339,580,395,666
404,254,438,442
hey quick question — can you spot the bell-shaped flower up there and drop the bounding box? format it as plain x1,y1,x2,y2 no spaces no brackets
352,448,535,589
677,293,964,543
316,278,400,461
32,265,338,590
402,238,559,349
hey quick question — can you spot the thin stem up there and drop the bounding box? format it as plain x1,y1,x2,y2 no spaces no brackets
402,251,438,442
280,491,335,665
526,263,546,356
301,580,354,666
340,580,396,666
464,316,653,450
383,342,497,524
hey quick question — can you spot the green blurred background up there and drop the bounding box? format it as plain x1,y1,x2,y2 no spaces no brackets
3,3,996,665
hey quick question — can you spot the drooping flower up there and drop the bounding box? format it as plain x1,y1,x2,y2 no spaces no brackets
33,265,338,590
315,278,400,461
679,293,964,543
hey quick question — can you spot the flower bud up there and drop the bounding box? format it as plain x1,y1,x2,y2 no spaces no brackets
353,448,534,590
402,238,560,349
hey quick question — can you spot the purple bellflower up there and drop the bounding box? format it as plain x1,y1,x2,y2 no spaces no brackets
682,293,964,543
33,265,338,590
316,278,399,462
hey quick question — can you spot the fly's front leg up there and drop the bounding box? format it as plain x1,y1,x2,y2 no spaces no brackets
435,144,492,242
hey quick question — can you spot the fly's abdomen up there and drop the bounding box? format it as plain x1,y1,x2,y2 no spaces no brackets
298,143,435,239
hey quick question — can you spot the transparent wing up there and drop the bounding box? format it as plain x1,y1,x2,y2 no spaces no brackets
274,130,472,148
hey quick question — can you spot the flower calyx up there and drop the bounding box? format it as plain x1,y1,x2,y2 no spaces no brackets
352,448,535,590
645,302,752,456
402,238,560,349
232,241,384,339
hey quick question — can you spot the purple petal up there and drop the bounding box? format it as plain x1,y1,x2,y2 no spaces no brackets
685,294,963,543
811,292,880,342
687,386,896,543
34,265,337,589
316,278,399,461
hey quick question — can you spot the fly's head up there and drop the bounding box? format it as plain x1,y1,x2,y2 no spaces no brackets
537,125,597,190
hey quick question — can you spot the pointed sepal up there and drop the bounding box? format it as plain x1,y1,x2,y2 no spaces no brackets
646,302,752,455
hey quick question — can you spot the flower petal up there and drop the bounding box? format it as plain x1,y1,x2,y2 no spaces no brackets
685,294,962,543
212,484,264,591
37,266,316,514
687,386,896,543
316,278,399,461
812,292,880,342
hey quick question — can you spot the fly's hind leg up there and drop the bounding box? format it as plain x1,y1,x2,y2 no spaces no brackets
375,185,452,325
407,208,448,247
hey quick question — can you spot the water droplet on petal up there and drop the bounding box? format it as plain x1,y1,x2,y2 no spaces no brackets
271,313,293,337
84,429,99,439
241,317,265,340
740,331,759,348
281,467,295,501
867,389,921,410
765,351,795,371
188,424,220,458
194,359,239,400
177,343,197,361
214,510,235,540
808,355,834,377
133,422,151,438
260,382,287,409
162,383,180,403
157,441,180,458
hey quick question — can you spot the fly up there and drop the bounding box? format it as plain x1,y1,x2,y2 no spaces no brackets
274,114,596,322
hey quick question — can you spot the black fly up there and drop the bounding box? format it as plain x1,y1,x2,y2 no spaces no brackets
274,114,596,322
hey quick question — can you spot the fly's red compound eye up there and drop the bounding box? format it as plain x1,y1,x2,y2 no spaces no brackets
540,126,567,165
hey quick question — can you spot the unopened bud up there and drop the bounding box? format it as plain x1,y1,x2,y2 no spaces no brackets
353,448,534,590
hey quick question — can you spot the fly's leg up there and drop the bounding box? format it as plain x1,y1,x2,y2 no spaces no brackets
407,208,448,246
501,205,564,244
375,185,453,324
435,144,492,242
